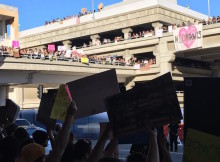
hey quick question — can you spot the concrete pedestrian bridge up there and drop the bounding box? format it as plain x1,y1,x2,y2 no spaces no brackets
1,0,220,108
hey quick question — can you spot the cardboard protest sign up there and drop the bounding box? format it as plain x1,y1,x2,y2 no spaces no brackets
66,69,119,119
12,40,19,48
184,77,220,141
58,46,66,51
37,91,57,128
50,84,72,121
98,3,104,10
183,128,220,162
48,44,55,51
0,99,20,126
106,72,182,137
81,8,87,13
118,131,149,144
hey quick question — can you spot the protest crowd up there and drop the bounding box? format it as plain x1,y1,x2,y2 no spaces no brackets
44,6,103,26
2,16,219,71
1,45,156,71
0,100,174,162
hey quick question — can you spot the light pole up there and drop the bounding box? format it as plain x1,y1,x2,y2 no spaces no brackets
92,0,95,20
208,0,210,18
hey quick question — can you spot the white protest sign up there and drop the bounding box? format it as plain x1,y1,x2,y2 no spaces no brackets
77,49,84,54
168,26,173,33
65,50,72,58
173,24,203,52
58,46,66,51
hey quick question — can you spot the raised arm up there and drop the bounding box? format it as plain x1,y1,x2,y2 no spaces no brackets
46,127,55,150
158,133,173,162
103,135,119,158
88,123,110,162
45,101,77,162
146,129,160,162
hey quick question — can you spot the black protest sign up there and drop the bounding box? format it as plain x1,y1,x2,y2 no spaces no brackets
184,77,220,142
66,69,119,119
106,72,182,137
0,99,20,126
37,91,57,129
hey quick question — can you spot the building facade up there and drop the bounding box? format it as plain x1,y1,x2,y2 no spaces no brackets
0,4,19,47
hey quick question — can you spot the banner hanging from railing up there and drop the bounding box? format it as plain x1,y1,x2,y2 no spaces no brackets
173,24,203,52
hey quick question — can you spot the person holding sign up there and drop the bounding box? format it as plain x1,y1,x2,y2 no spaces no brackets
44,101,77,162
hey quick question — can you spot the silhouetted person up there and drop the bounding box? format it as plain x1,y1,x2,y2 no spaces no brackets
168,123,179,152
33,130,49,147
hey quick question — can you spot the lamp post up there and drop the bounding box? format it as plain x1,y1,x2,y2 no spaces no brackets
92,0,95,20
208,0,210,18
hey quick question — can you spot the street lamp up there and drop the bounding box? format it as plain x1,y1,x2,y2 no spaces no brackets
92,0,95,20
208,0,210,18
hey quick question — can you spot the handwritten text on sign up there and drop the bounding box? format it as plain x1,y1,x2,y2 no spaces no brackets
183,128,220,162
173,24,203,52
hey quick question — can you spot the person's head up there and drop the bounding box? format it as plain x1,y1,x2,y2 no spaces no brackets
60,143,75,162
14,127,29,143
73,139,92,160
55,123,62,132
126,152,146,162
32,130,48,147
20,143,45,162
98,157,121,162
0,136,20,162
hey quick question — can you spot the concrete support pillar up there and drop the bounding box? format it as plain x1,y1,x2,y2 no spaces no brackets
152,22,163,32
124,49,132,63
62,40,72,50
10,19,15,40
0,17,3,37
122,28,133,40
2,18,6,39
0,85,7,106
154,40,175,76
90,34,100,46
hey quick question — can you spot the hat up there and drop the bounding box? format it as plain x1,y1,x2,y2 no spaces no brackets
21,143,45,162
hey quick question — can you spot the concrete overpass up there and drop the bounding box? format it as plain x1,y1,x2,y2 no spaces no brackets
2,0,220,108
19,0,207,49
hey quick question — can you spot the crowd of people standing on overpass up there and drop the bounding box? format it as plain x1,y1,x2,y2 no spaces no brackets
45,8,102,26
1,45,156,71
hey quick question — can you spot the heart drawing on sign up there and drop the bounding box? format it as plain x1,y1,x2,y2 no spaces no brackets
179,26,197,48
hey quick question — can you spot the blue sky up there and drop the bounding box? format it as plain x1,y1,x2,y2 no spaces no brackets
0,0,219,31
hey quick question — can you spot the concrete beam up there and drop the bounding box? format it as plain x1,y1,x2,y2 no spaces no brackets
0,70,126,85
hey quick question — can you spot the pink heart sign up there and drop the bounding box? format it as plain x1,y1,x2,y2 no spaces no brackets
179,26,197,48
